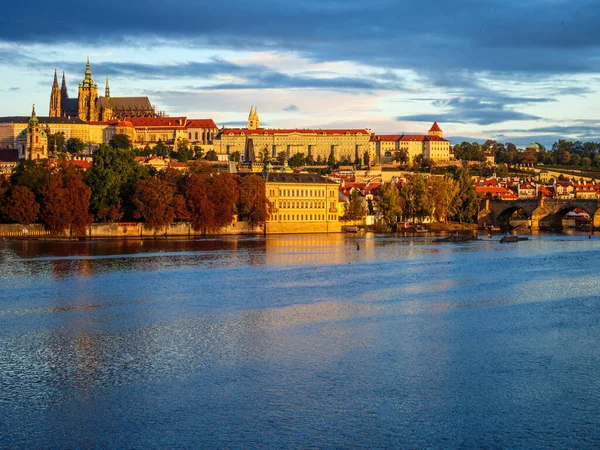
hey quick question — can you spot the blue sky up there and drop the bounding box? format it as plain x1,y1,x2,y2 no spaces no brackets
1,0,599,147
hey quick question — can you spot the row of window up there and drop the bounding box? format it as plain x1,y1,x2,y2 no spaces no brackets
269,214,338,222
278,201,325,209
273,189,336,198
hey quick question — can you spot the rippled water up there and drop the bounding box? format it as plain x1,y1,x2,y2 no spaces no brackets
1,234,600,448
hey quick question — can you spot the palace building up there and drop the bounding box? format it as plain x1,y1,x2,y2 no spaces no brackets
371,122,451,163
214,107,372,163
49,59,157,121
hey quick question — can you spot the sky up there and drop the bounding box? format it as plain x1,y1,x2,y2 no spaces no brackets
1,0,599,148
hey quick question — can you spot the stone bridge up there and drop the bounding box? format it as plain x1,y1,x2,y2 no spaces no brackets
478,198,600,230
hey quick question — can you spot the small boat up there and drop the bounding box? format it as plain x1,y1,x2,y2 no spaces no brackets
433,235,480,243
500,235,529,243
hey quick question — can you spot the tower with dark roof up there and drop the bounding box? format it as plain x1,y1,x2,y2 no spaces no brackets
77,57,99,121
49,70,61,117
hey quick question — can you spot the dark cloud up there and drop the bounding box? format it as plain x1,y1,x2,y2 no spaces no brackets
283,104,299,112
397,94,546,125
3,0,600,75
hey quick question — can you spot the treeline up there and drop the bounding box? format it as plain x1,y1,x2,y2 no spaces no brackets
0,144,269,235
343,167,478,226
454,139,600,168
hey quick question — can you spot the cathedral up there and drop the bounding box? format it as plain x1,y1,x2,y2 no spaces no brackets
49,59,157,122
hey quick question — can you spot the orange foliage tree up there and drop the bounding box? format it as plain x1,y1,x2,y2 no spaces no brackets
0,185,40,225
237,174,269,227
133,177,175,231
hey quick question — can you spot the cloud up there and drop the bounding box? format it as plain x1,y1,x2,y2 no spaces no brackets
283,104,299,112
4,0,600,76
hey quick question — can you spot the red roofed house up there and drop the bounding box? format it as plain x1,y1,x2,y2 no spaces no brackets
186,119,218,146
375,122,450,163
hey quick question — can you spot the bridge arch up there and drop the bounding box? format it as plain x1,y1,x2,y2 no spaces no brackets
496,206,531,230
547,205,594,231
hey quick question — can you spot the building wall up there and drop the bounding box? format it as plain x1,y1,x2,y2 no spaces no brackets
265,180,342,233
216,131,371,163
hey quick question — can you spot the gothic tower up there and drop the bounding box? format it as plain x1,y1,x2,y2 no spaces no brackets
78,58,99,121
49,70,61,117
105,74,110,98
248,106,260,130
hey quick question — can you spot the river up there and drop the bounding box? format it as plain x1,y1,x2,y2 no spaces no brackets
1,234,599,448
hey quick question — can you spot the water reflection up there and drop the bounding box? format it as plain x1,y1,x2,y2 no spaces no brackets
2,234,600,447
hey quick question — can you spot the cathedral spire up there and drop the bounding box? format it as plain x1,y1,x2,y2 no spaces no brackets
105,74,110,98
61,71,69,98
85,57,92,80
52,69,59,88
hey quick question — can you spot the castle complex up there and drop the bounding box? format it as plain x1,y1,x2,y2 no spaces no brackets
49,59,156,121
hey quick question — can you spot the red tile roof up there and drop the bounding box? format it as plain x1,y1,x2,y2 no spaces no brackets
221,128,369,136
128,117,187,128
186,119,218,129
429,121,442,132
377,134,403,142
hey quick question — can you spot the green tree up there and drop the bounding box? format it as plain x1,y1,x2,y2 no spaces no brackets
363,150,371,167
305,154,315,166
289,152,306,168
451,167,477,223
260,147,270,163
154,140,168,157
393,148,409,165
11,160,52,202
66,137,85,154
327,151,336,166
205,150,218,161
109,134,132,150
276,151,287,166
377,182,402,225
229,151,241,162
341,190,366,222
86,144,148,221
427,176,459,223
400,174,431,224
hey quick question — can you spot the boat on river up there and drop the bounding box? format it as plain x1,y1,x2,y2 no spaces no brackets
433,235,480,243
500,235,529,243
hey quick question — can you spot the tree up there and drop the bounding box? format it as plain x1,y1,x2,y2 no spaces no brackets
276,151,287,166
289,152,306,168
363,150,371,167
0,185,39,224
66,137,85,154
109,134,132,150
47,131,66,154
209,173,239,230
192,145,204,160
427,176,459,223
205,150,218,161
327,151,336,166
238,174,269,227
154,140,168,157
400,174,431,224
11,160,52,201
451,167,477,223
229,151,241,162
184,173,214,233
40,173,70,234
377,182,402,224
133,177,175,231
341,190,366,222
305,154,315,166
259,147,270,163
393,148,409,165
495,163,509,178
86,144,148,221
62,165,93,235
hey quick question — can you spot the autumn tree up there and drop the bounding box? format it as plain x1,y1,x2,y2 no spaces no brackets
237,174,269,227
133,177,175,231
377,182,402,225
0,185,40,225
400,174,431,224
427,176,459,223
209,172,239,230
184,173,215,234
341,190,366,222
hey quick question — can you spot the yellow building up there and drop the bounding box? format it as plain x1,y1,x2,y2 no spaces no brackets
264,172,342,233
214,107,372,163
376,122,451,163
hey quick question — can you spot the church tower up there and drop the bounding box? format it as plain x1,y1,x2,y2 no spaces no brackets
105,74,110,98
49,70,61,117
25,105,47,160
248,106,260,130
78,58,99,121
428,121,443,138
